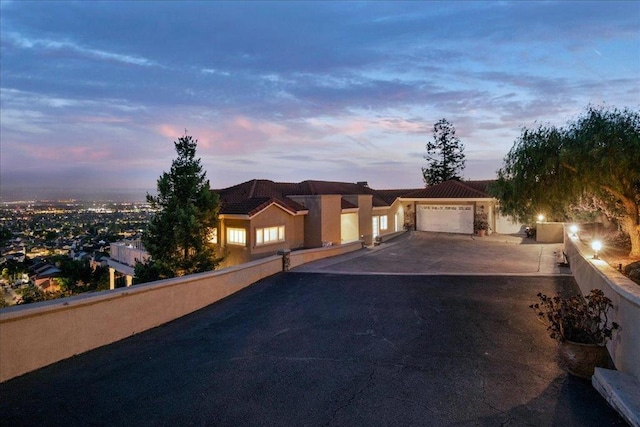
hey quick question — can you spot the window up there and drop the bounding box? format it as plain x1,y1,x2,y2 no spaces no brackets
380,215,388,230
256,225,285,245
227,228,246,245
209,228,218,244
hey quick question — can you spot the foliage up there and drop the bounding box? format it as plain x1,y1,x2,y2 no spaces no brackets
474,213,489,231
530,289,618,345
422,118,466,186
1,259,27,279
0,226,12,245
492,106,640,256
140,134,222,282
17,285,70,304
133,260,172,285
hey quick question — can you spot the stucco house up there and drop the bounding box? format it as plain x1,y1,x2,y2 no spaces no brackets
213,178,523,268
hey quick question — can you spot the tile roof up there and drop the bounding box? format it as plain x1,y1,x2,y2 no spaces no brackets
214,179,496,216
215,180,308,216
403,180,492,199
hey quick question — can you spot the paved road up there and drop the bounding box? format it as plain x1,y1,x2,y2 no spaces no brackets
0,272,624,426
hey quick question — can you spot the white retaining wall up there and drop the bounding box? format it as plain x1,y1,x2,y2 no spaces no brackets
564,231,640,381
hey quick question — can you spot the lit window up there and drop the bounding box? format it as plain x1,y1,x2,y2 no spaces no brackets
227,228,246,245
380,215,388,230
256,225,285,245
209,228,218,244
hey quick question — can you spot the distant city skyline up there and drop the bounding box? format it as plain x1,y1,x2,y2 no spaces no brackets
1,1,639,202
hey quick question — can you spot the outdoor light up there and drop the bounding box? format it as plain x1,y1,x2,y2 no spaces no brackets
591,240,602,260
570,224,579,236
537,214,545,222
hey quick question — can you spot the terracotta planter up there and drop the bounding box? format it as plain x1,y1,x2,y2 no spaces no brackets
558,340,608,379
477,229,486,237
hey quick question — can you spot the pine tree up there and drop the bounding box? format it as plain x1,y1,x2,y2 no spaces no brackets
137,134,221,282
422,118,466,186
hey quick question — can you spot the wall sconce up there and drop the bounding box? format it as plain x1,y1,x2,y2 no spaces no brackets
569,224,578,237
591,240,602,260
537,214,545,222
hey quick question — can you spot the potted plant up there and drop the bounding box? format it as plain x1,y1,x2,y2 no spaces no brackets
474,213,489,236
530,288,619,378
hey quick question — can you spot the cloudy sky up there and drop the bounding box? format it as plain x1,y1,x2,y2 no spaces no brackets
1,1,638,201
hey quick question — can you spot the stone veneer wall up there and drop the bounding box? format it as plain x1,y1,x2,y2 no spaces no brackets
564,229,640,381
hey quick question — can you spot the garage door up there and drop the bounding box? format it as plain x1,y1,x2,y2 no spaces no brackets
416,205,473,234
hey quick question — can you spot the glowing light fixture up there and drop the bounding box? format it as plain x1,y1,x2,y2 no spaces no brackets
537,214,545,222
591,240,602,259
569,224,578,236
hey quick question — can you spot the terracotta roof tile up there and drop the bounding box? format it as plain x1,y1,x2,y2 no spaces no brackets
403,180,491,199
215,178,494,216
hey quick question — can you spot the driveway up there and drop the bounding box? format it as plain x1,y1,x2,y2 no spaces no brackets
294,232,571,275
0,234,622,426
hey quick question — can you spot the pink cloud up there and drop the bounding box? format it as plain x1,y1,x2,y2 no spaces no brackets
154,117,289,156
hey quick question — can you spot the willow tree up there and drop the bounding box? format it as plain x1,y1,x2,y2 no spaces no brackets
493,106,640,257
137,134,221,282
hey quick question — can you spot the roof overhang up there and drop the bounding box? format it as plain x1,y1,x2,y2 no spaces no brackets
220,201,308,220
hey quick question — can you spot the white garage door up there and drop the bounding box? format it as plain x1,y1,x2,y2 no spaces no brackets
416,205,473,234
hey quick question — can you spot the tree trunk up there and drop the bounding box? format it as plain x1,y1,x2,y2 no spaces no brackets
623,216,640,258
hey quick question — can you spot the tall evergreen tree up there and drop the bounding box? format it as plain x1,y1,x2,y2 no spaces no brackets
137,134,221,282
422,118,466,186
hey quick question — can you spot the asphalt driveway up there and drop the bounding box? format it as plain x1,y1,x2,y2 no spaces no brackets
295,232,571,275
0,272,623,426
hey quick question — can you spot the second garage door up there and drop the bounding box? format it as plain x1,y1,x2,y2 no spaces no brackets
416,205,474,234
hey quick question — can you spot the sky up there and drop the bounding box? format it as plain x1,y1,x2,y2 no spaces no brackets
1,1,639,201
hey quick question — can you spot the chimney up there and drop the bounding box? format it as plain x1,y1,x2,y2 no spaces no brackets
357,181,369,188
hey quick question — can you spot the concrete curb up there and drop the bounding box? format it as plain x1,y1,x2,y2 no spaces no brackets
593,368,640,427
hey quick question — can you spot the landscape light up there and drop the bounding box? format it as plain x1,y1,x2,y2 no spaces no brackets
591,240,602,260
537,214,545,222
569,224,578,236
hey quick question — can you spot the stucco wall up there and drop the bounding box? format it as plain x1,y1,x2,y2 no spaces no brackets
289,240,362,269
495,213,525,235
289,195,342,248
249,204,305,256
344,194,374,245
0,256,282,382
219,218,251,267
0,240,364,383
537,222,564,243
564,232,640,381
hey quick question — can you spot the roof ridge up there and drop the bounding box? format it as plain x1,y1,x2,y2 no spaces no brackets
453,180,490,197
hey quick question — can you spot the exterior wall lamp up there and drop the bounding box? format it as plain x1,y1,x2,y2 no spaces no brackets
569,224,578,237
537,214,545,222
591,240,602,260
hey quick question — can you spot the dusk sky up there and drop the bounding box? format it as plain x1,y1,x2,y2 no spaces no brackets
1,1,638,201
